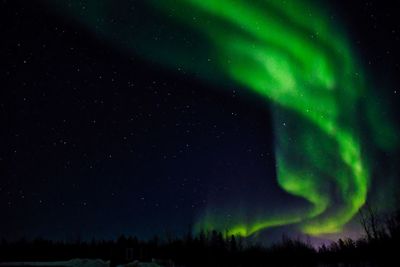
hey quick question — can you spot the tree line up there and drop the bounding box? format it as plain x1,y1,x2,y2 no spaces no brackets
1,204,399,267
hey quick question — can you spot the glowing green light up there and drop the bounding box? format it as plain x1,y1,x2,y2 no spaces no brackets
160,0,370,237
44,0,398,238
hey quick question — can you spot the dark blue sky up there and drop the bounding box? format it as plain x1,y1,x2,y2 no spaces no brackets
1,0,399,242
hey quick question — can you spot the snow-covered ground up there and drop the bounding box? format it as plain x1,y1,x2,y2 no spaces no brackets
0,259,164,267
0,259,110,267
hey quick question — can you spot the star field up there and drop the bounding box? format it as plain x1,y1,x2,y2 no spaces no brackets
1,0,399,242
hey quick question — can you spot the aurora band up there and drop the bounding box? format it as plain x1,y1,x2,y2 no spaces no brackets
43,0,398,237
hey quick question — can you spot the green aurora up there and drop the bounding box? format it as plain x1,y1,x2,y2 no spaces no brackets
44,0,398,238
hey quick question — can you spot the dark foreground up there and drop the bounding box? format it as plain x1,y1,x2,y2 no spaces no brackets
0,230,399,267
1,206,399,267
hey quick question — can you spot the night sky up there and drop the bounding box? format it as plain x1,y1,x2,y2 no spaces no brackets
1,0,399,243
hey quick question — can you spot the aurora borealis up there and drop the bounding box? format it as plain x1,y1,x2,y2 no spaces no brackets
2,0,399,242
151,0,370,237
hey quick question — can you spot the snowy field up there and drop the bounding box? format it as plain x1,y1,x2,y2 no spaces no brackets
0,259,163,267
